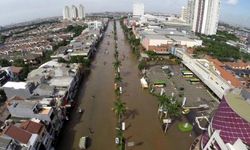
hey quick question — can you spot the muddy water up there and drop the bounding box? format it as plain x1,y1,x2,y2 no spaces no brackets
116,20,195,150
56,21,117,150
56,21,195,150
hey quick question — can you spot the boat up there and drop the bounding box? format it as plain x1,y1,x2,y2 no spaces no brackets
79,136,88,149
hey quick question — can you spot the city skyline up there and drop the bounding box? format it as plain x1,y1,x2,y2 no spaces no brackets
0,0,249,27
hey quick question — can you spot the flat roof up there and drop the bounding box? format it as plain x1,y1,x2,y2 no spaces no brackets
2,82,27,89
145,34,172,41
225,89,250,122
168,35,194,42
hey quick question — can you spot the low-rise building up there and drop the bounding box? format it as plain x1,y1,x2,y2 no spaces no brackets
2,82,35,99
2,120,54,150
141,34,173,53
6,99,63,135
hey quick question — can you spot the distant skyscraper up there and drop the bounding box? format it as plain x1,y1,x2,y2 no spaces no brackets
133,1,144,17
63,6,71,20
71,5,78,20
192,0,221,35
78,4,85,20
180,6,187,22
186,0,195,25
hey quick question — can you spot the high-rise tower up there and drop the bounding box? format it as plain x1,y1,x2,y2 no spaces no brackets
78,4,85,20
192,0,220,35
63,6,71,20
133,1,144,17
71,5,78,20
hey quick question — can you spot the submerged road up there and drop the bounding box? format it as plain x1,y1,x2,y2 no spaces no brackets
56,20,194,150
57,21,117,150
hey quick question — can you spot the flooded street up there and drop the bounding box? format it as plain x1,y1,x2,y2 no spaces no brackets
57,21,117,150
56,20,194,150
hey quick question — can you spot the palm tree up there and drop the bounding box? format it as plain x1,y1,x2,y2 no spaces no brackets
157,95,171,119
113,60,121,70
157,95,182,133
114,51,119,58
113,99,127,123
114,73,122,83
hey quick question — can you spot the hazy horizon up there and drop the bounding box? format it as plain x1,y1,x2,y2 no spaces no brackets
0,0,249,28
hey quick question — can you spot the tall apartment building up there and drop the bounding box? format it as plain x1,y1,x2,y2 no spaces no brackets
63,6,70,20
186,0,195,25
78,4,85,19
71,5,78,20
63,5,85,20
192,0,221,35
133,1,144,17
180,6,187,22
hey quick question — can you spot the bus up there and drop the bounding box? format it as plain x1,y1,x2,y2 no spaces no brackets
182,70,194,78
153,81,166,87
189,78,200,84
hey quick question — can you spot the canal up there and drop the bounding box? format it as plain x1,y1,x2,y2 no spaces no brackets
56,20,195,150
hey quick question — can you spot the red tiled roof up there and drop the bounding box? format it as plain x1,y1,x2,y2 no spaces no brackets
224,61,250,69
4,125,32,144
10,66,23,74
20,120,44,134
207,58,242,87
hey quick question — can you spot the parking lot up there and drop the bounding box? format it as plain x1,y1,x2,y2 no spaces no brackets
145,64,219,115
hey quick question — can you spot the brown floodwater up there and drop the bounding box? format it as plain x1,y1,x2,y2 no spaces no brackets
56,21,195,150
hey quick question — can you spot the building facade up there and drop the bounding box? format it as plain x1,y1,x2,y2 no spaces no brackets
78,4,85,19
63,6,70,20
191,0,220,35
133,2,144,17
71,5,78,20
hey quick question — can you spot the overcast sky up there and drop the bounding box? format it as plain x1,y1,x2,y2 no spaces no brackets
0,0,249,27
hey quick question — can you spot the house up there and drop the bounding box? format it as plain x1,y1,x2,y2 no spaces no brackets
6,100,63,135
4,125,41,150
19,120,53,150
3,120,54,150
2,82,36,99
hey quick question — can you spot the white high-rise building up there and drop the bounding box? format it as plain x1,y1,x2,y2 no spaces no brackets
63,6,71,20
192,0,221,35
133,1,144,17
180,6,187,22
78,4,85,20
186,0,195,25
71,5,78,20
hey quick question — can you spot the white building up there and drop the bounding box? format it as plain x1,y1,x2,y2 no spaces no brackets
78,4,85,19
2,82,35,99
192,0,221,35
71,5,78,19
186,0,195,25
180,6,187,22
63,6,70,20
133,1,144,17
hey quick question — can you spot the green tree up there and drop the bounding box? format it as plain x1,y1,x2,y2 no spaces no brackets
138,60,148,70
113,99,127,123
0,90,7,104
113,60,121,70
157,95,181,119
114,73,122,83
0,59,11,67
